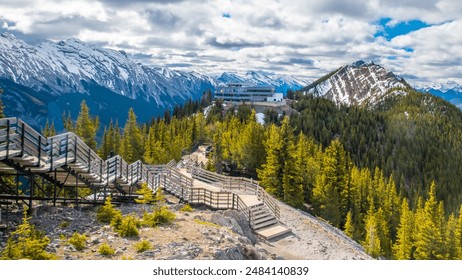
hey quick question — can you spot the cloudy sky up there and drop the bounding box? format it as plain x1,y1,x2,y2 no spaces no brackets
1,0,461,84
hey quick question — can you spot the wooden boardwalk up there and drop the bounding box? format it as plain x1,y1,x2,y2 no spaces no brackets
0,117,291,240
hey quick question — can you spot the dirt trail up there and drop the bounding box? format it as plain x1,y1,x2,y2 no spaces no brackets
260,201,371,260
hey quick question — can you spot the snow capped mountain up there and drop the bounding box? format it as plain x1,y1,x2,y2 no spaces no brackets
0,33,215,129
0,33,307,130
215,71,308,93
414,81,462,109
303,60,410,106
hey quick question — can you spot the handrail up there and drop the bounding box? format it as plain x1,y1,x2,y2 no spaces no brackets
187,165,280,219
1,117,281,226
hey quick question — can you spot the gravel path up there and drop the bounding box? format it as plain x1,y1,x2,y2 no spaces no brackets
260,201,372,260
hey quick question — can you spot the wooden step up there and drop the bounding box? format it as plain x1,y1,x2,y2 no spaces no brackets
0,149,21,160
253,214,276,224
252,218,278,230
254,224,292,240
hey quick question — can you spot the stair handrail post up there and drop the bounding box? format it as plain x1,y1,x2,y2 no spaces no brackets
64,134,69,165
37,135,42,167
5,119,10,158
50,137,54,171
100,159,103,182
87,148,91,173
20,122,25,157
73,135,77,162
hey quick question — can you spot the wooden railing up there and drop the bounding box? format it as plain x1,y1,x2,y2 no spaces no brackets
0,117,158,192
188,165,280,219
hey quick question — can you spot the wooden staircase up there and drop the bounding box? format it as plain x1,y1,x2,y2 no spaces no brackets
0,117,291,240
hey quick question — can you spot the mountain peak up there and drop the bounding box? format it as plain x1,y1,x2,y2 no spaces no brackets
303,61,409,106
351,60,374,68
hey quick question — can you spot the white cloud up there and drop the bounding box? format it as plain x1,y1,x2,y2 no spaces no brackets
0,0,461,83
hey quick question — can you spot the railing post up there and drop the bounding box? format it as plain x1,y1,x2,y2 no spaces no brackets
130,164,133,183
100,159,103,182
50,137,54,170
20,122,25,157
249,209,252,227
5,119,10,158
87,148,91,173
74,135,77,161
119,158,122,178
37,135,42,167
65,134,69,165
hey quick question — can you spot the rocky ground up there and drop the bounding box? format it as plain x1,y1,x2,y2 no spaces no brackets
0,194,370,260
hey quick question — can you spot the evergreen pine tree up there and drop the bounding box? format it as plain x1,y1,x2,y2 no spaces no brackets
257,124,283,197
392,199,415,260
362,207,382,258
344,211,355,238
312,139,348,227
414,182,447,259
75,100,98,149
121,108,143,163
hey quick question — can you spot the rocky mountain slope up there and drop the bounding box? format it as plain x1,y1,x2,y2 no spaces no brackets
0,33,215,129
0,33,306,131
302,60,410,106
0,197,370,260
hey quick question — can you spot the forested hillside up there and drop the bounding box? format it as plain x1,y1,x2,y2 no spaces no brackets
7,85,462,260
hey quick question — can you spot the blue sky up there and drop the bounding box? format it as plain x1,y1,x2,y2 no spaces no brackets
375,18,433,41
0,0,461,84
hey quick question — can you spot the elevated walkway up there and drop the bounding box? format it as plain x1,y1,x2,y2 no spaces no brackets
0,117,290,239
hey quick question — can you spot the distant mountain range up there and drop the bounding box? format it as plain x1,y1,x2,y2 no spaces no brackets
0,33,307,131
2,32,462,132
414,81,462,109
215,71,309,94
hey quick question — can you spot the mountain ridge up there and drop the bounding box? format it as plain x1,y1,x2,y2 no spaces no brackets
302,60,411,106
0,33,306,130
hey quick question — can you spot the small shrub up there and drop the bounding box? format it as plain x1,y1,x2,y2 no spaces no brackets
59,220,69,228
194,219,220,228
110,210,123,230
68,232,87,251
134,240,152,253
116,214,140,238
0,210,57,260
179,204,193,212
97,197,121,224
142,206,176,227
98,243,115,256
135,183,154,204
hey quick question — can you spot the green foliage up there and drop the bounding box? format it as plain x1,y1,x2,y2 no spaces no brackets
98,120,122,158
134,240,153,253
59,220,70,228
68,232,87,251
362,209,382,258
135,183,154,205
64,100,99,149
179,204,194,212
41,119,56,137
414,182,447,259
392,199,415,260
97,197,121,224
312,139,349,227
142,206,176,227
116,214,140,238
1,210,57,260
120,108,144,163
98,243,115,256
